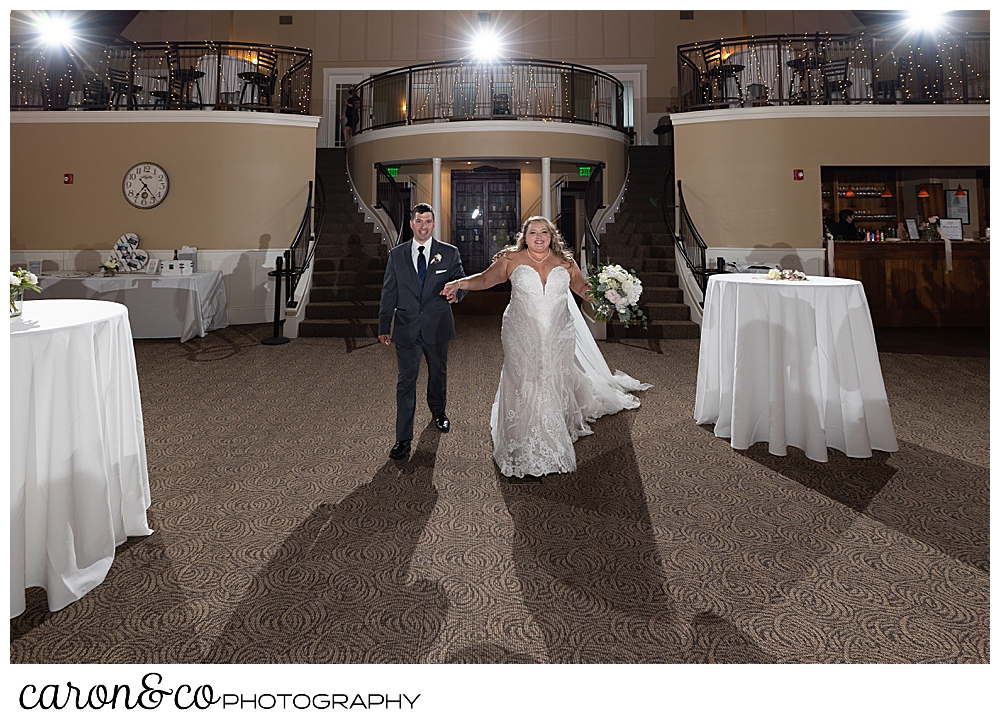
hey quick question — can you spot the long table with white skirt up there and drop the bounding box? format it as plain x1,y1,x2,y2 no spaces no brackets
10,299,153,617
694,273,898,462
32,270,229,342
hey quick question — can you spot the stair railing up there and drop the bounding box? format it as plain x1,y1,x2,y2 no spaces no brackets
583,161,605,270
663,177,713,302
374,162,406,246
262,177,325,345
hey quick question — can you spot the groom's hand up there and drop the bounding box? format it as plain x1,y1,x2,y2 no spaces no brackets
378,334,392,345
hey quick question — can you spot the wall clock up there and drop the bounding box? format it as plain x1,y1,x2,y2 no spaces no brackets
123,162,169,209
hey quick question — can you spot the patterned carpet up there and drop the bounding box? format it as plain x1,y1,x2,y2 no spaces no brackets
10,318,989,664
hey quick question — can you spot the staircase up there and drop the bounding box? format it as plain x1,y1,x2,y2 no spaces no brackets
298,148,388,338
597,146,700,339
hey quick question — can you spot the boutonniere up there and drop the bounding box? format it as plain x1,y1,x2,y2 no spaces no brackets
430,253,442,265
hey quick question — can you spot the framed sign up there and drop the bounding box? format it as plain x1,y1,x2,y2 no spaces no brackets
945,190,971,224
938,218,964,241
905,218,920,241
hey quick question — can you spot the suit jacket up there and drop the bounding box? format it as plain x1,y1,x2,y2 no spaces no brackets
378,238,467,346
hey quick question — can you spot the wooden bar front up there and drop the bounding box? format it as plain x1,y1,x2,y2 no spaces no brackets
833,242,989,327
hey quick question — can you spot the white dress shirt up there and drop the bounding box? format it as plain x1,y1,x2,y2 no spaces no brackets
410,237,433,274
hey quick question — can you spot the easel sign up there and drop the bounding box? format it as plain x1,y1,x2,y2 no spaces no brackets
938,218,964,241
905,218,920,241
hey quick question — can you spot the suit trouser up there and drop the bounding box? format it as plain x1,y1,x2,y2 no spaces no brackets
395,335,449,442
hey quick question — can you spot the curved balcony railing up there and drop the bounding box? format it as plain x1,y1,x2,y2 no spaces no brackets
354,58,626,135
11,40,311,113
678,30,988,111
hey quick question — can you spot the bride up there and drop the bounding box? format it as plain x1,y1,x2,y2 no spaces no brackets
442,216,650,478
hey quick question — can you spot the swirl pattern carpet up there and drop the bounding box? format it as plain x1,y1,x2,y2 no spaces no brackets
10,318,989,664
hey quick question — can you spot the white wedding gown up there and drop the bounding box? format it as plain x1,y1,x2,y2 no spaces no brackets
490,264,652,478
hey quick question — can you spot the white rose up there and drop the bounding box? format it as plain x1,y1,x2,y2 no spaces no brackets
11,271,21,287
621,279,634,294
26,272,38,285
767,268,780,279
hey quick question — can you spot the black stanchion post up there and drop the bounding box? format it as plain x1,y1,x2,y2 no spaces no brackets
262,255,290,346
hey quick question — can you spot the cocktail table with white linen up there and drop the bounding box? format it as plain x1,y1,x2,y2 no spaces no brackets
694,273,898,462
10,299,153,617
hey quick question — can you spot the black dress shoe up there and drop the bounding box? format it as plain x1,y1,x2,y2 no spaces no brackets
434,414,450,433
389,440,411,459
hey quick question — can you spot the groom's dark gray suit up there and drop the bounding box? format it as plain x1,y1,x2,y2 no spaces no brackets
378,238,466,442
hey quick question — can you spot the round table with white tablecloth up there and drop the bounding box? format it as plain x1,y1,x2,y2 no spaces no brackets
694,274,898,462
10,299,153,617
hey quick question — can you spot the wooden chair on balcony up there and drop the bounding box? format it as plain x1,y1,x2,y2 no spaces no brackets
108,67,142,109
150,45,202,110
820,57,852,103
238,50,278,111
701,43,744,107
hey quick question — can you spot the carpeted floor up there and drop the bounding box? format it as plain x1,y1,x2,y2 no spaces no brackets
10,317,990,664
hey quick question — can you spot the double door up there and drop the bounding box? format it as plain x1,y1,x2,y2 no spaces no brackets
451,169,520,275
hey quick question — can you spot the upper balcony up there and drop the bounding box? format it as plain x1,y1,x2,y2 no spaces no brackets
10,40,312,114
678,29,989,111
353,58,628,138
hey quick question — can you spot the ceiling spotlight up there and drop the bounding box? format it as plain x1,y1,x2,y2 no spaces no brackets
37,15,76,47
470,32,502,62
906,10,945,32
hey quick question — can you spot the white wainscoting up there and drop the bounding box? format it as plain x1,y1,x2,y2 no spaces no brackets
9,248,283,325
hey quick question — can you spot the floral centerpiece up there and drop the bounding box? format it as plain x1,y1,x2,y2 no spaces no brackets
921,216,940,241
99,258,122,277
10,268,41,316
586,262,648,329
765,268,808,281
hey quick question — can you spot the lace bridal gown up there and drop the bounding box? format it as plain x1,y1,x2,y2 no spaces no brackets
490,264,652,478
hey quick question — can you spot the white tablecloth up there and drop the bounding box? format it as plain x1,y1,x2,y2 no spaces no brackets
694,274,898,462
10,300,153,617
33,271,229,343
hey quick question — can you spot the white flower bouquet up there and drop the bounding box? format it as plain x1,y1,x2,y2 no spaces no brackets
99,258,122,277
10,268,41,313
765,268,808,281
586,262,648,329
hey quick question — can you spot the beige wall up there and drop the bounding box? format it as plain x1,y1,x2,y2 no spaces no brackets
672,108,990,248
10,114,317,252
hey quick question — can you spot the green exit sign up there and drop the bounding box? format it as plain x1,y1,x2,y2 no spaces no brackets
578,166,592,177
386,167,399,178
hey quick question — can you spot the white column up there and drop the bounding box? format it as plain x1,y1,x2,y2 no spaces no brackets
432,157,442,219
541,157,551,219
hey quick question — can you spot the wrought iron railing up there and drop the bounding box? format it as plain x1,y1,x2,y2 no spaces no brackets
664,179,711,300
355,58,626,134
374,163,407,246
11,40,311,113
678,30,989,111
582,162,605,270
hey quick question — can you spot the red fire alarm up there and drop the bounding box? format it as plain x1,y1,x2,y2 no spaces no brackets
793,169,804,181
64,174,73,184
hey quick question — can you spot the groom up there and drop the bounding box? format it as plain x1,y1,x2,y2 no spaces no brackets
378,203,467,460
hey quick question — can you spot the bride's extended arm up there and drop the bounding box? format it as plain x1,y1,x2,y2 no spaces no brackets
568,261,592,299
442,256,510,298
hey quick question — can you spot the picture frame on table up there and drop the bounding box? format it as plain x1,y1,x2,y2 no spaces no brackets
945,190,971,224
938,218,964,241
905,218,920,241
27,260,43,276
145,259,161,275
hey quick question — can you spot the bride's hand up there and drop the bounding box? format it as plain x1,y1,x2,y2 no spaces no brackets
442,280,461,303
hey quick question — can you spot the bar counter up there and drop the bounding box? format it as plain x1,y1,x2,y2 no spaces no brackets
832,240,989,327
